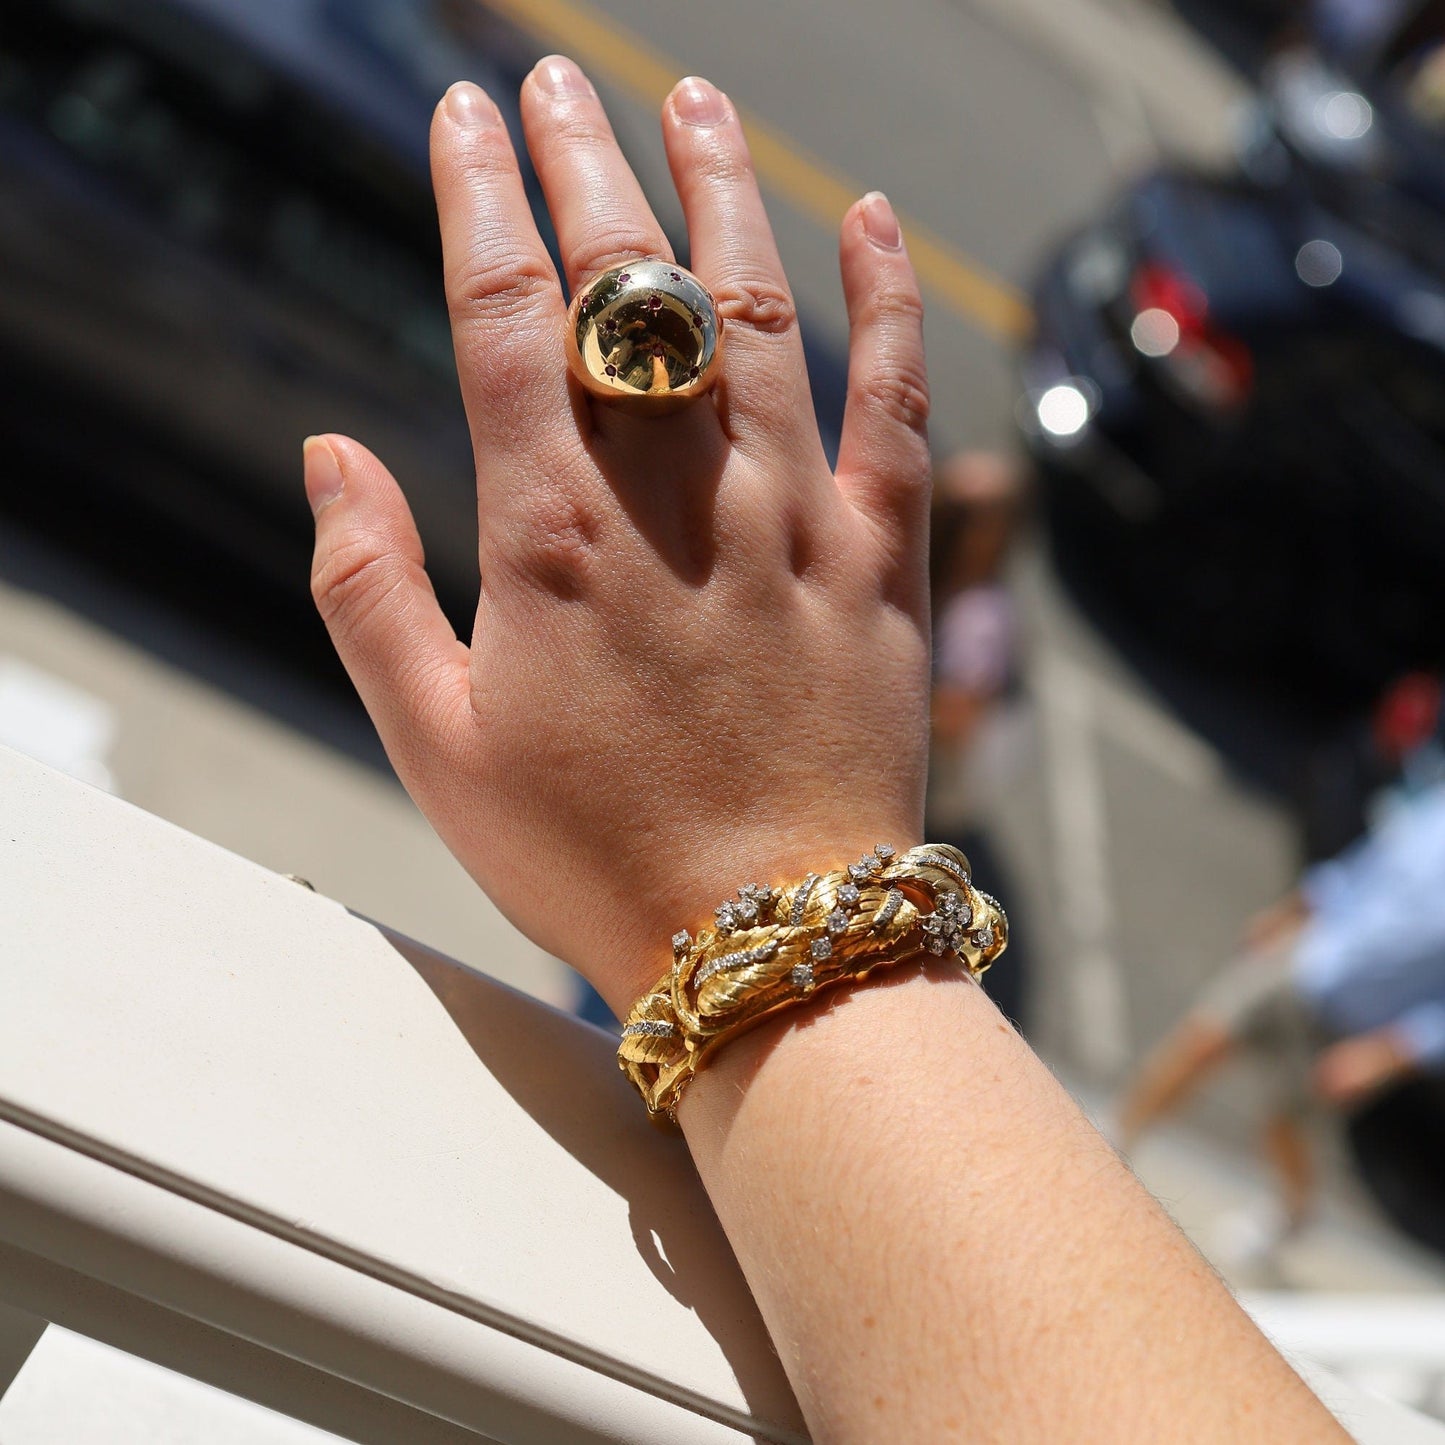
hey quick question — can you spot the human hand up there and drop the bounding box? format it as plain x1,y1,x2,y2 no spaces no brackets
304,59,932,1016
1312,1030,1416,1107
1242,890,1309,952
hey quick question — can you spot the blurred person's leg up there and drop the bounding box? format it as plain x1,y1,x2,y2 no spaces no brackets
1262,1110,1315,1232
1119,1015,1236,1149
1119,935,1301,1150
1210,1107,1314,1279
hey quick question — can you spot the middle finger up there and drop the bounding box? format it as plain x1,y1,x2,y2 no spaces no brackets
521,55,675,297
520,55,729,475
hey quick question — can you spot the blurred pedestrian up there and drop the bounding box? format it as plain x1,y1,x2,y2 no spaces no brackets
927,450,1031,1022
929,450,1024,754
1119,776,1445,1265
1298,669,1443,862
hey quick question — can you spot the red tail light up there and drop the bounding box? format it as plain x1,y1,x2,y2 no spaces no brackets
1128,261,1254,409
1131,262,1209,333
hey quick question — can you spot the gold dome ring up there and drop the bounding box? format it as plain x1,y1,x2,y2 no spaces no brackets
565,260,723,412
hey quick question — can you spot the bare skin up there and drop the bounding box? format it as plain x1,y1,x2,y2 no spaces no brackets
1314,1027,1420,1105
1263,1111,1316,1230
305,58,1347,1441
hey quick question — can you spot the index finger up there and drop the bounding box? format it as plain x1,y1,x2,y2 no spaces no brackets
431,82,573,471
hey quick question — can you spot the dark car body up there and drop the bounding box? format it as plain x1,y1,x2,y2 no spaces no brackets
0,0,848,680
1025,170,1445,700
1021,4,1445,703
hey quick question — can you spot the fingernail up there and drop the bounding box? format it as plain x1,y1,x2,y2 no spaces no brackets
534,55,592,97
673,77,727,128
861,191,902,251
303,436,343,515
444,81,499,129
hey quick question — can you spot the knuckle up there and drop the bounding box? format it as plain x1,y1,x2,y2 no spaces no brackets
573,230,670,287
493,496,603,601
545,105,613,148
870,446,934,522
853,360,932,433
713,274,798,337
312,536,407,637
865,285,926,329
448,249,556,325
694,136,755,190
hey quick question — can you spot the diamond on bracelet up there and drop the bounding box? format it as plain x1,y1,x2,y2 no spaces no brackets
921,890,970,956
715,901,738,933
826,908,849,935
875,843,896,861
811,936,833,961
694,938,781,988
622,1019,678,1039
934,890,972,927
672,930,692,957
971,925,996,950
790,962,815,992
872,888,904,930
975,890,1003,918
915,851,971,887
838,881,861,907
790,874,820,927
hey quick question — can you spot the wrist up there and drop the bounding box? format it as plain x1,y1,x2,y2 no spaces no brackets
587,821,927,1018
615,840,1006,1125
674,951,982,1134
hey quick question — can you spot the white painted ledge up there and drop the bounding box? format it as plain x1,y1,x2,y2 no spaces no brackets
0,745,804,1442
1,743,1441,1442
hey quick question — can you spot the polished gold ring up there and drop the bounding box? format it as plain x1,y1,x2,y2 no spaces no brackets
566,260,723,411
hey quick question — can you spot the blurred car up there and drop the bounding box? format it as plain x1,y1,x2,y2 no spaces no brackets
1168,0,1306,72
0,0,515,668
0,0,848,687
1246,0,1445,228
1021,169,1445,702
1020,0,1445,705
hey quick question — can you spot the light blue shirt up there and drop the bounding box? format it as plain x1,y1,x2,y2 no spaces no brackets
1298,781,1445,1067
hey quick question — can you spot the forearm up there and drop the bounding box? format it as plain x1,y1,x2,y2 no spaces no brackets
679,963,1345,1442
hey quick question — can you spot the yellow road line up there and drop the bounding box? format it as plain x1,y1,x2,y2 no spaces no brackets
484,0,1034,341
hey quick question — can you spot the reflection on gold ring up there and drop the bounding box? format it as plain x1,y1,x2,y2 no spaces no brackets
566,260,724,411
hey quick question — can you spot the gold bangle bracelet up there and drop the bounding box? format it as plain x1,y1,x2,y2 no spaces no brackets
618,844,1008,1126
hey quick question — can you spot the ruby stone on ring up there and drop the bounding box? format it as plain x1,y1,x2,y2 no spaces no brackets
566,260,723,410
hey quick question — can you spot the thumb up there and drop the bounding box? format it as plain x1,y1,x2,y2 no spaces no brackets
305,434,470,779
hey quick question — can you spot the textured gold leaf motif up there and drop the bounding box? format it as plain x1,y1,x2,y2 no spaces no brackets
619,844,1009,1126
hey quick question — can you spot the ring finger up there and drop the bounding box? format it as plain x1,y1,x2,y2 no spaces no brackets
661,76,823,468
